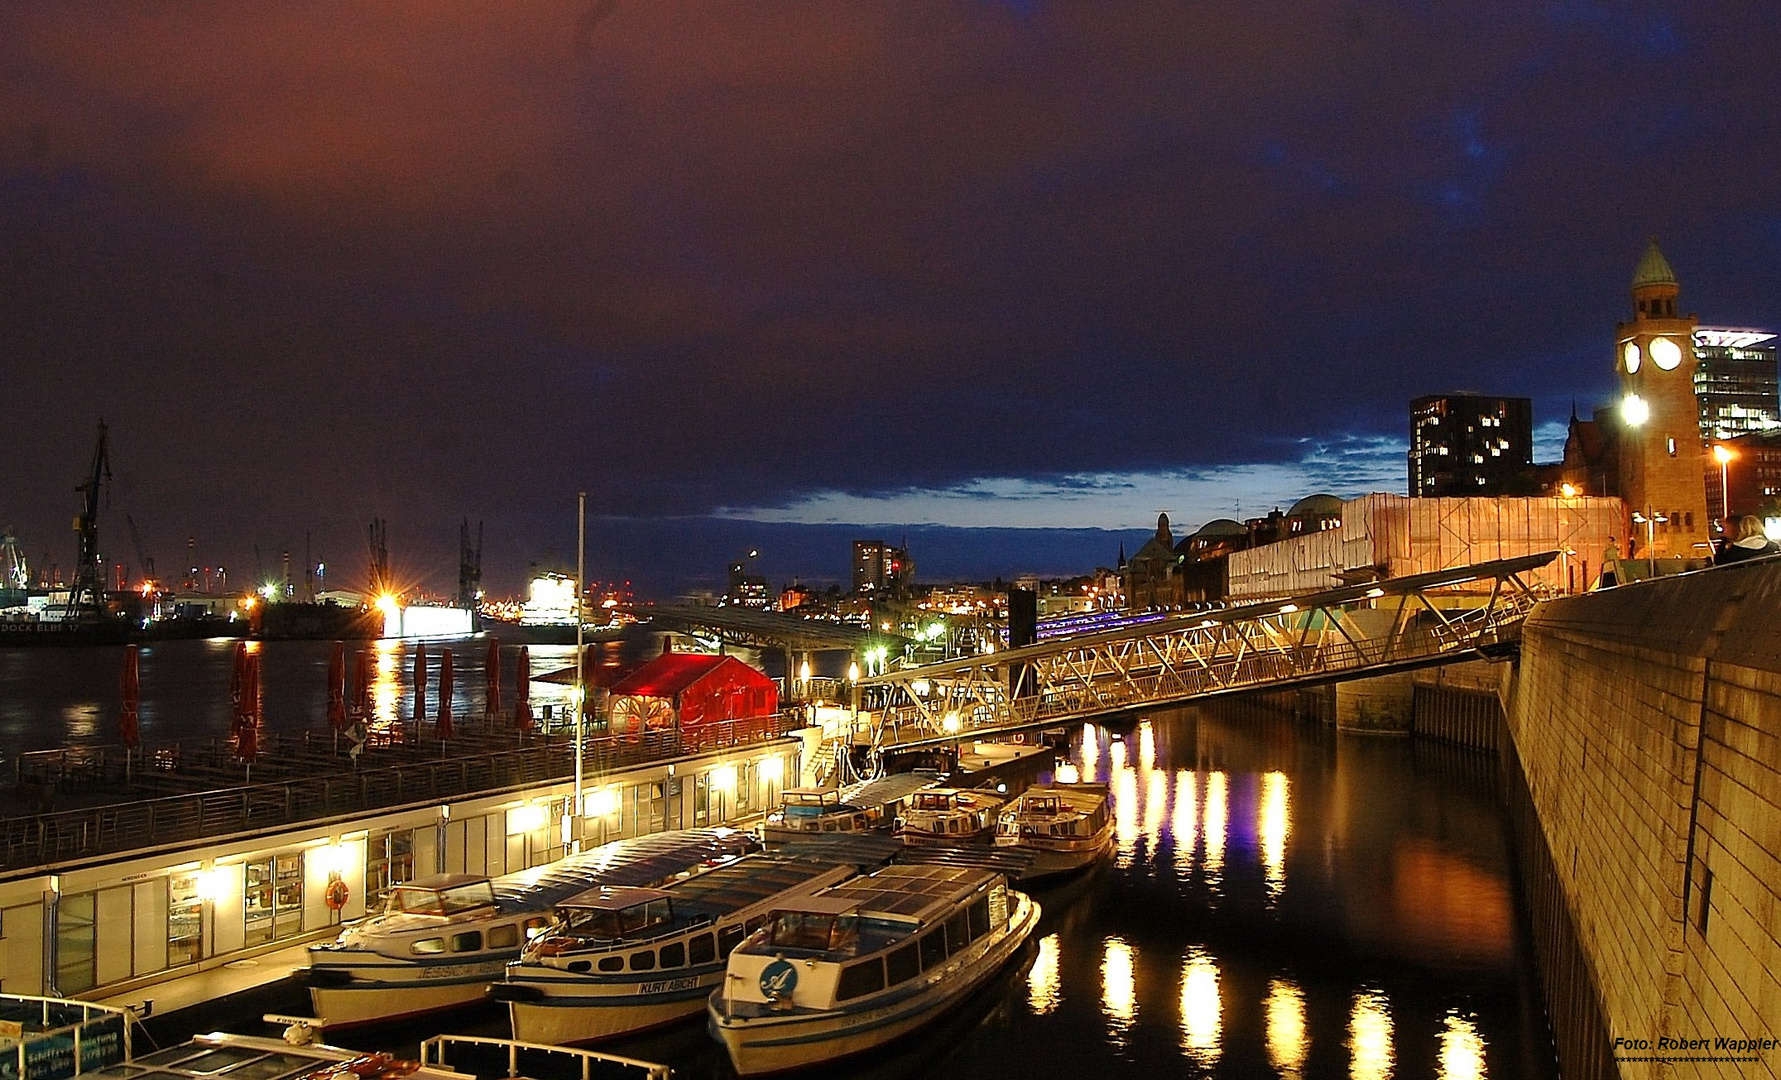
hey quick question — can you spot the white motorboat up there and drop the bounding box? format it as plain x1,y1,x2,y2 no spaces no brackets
707,863,1041,1075
760,774,934,845
993,782,1113,881
495,853,858,1045
295,828,756,1029
894,788,1004,844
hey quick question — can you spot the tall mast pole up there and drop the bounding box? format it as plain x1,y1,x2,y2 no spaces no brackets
574,491,586,853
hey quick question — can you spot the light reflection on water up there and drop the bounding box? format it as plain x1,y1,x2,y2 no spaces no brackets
1267,978,1309,1075
0,636,609,759
1171,769,1197,877
1438,1012,1488,1080
1113,764,1139,869
1027,933,1061,1015
1350,989,1395,1080
1101,936,1136,1050
1178,946,1220,1065
1260,769,1290,904
1202,770,1228,894
1038,708,1538,1080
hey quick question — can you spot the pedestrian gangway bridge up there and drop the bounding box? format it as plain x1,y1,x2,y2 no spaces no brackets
855,551,1556,753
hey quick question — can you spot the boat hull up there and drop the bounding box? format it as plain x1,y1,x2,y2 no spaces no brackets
301,955,510,1028
505,967,722,1044
709,893,1040,1076
1016,830,1114,881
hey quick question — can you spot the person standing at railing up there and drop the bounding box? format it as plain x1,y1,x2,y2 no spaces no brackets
1598,538,1620,589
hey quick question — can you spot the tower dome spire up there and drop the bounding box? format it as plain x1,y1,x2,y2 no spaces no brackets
1631,237,1678,290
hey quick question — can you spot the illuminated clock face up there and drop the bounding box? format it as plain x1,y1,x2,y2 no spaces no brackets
1650,336,1683,370
1622,341,1641,373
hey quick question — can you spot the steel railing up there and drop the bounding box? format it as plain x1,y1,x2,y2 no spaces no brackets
0,713,805,872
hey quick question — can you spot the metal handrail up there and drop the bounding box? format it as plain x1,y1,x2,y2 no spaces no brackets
0,713,806,873
419,1034,669,1080
871,589,1541,750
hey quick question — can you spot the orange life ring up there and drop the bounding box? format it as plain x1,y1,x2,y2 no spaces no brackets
325,878,350,910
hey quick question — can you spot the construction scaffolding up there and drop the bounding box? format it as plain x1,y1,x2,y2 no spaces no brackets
1225,494,1623,599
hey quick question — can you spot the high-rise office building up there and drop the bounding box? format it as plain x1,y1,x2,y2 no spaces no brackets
1693,327,1779,440
852,540,913,595
1409,394,1534,496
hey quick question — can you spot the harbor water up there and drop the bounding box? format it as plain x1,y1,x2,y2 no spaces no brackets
346,700,1554,1079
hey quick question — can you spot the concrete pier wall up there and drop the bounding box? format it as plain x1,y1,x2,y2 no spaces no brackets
1506,560,1781,1079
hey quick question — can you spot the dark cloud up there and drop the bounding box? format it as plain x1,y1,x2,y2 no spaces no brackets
1,1,1778,594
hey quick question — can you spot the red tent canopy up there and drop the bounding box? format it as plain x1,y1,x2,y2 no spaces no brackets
608,653,778,727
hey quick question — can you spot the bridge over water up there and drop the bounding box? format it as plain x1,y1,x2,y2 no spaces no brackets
855,551,1555,754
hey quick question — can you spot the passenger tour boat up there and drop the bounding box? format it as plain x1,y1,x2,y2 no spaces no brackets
707,863,1041,1075
759,774,934,844
495,852,859,1045
295,828,757,1028
893,788,1004,844
993,782,1113,880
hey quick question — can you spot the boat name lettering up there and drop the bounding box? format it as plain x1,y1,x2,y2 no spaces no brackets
419,963,489,981
638,976,701,994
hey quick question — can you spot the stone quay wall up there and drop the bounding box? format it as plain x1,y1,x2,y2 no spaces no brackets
1506,559,1781,1079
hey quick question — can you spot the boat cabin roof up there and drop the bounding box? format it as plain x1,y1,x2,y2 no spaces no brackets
838,772,937,807
813,864,998,923
769,895,862,917
387,876,497,916
485,827,757,912
910,789,963,808
404,873,491,891
557,885,672,912
781,788,841,803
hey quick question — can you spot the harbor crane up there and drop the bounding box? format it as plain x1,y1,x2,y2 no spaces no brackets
65,420,112,621
125,513,158,591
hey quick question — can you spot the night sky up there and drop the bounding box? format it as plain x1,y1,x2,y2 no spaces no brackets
3,2,1779,598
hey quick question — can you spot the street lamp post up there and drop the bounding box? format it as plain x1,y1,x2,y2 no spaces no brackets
1713,444,1735,524
574,491,586,853
1632,510,1667,579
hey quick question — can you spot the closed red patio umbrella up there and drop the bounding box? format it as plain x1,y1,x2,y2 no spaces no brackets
230,640,248,732
327,642,347,732
413,642,428,726
515,646,532,733
354,648,373,719
437,648,455,741
119,644,141,751
237,649,261,766
484,637,502,725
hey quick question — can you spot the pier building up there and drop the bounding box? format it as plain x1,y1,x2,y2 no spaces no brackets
0,732,804,1004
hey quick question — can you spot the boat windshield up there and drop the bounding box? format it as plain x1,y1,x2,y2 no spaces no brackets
767,911,859,953
561,898,672,939
782,791,843,818
1023,795,1063,815
911,792,957,812
387,881,495,916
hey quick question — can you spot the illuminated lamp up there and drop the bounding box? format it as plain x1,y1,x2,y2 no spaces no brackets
507,803,549,834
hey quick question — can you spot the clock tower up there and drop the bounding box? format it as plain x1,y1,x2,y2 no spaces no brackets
1615,239,1710,562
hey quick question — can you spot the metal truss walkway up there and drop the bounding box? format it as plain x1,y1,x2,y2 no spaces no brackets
856,551,1556,753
